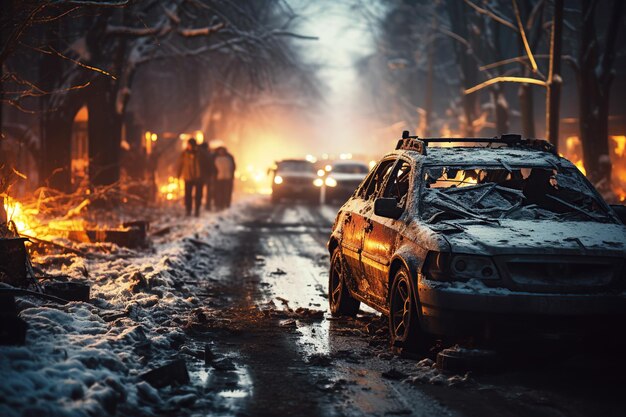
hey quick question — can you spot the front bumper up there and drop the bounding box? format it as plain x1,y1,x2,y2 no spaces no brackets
418,279,626,338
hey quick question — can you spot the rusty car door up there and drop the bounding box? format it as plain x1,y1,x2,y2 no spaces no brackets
361,158,412,305
340,159,396,288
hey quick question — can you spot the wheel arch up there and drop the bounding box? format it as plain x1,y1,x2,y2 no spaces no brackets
328,234,340,256
388,252,424,317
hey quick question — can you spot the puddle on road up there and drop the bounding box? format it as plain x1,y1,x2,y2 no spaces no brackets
217,365,253,399
256,218,379,363
188,353,253,414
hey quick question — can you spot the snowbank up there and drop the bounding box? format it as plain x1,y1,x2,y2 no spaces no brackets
0,200,252,416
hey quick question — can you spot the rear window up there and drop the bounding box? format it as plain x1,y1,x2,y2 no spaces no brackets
277,161,315,173
333,164,369,174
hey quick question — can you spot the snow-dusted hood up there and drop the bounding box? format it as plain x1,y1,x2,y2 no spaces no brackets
431,220,626,257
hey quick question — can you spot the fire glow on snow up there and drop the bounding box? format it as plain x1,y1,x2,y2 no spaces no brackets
0,203,248,416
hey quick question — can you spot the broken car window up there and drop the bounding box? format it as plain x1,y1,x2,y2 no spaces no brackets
420,165,613,223
383,160,412,208
361,160,395,200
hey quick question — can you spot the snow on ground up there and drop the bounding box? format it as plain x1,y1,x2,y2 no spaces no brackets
0,198,255,417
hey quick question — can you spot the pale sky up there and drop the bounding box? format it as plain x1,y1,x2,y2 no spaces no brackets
288,0,382,156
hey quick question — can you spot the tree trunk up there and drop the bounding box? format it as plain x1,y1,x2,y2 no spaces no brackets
579,0,623,184
424,17,436,137
38,19,84,193
491,87,509,135
446,1,478,136
519,83,535,137
87,76,123,188
545,0,563,152
40,110,77,192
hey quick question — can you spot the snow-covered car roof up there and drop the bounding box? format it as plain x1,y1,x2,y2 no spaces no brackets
391,145,574,169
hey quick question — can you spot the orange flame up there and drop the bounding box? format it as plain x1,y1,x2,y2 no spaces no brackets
3,197,39,236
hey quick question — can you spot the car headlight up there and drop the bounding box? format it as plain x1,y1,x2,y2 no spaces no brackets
274,175,283,185
325,177,337,187
313,178,324,187
422,252,500,281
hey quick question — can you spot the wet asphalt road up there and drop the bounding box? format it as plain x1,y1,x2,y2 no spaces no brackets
185,199,626,417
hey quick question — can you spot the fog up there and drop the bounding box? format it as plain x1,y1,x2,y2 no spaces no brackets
231,1,387,175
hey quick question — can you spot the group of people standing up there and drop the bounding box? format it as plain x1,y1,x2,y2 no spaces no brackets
176,138,236,216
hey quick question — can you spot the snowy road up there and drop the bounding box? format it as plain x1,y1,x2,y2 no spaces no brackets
186,199,626,417
2,198,626,417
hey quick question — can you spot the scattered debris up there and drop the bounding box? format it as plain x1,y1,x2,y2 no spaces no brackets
306,353,333,367
129,271,149,293
279,318,297,327
436,345,498,373
382,368,407,380
43,281,90,302
0,294,27,345
140,359,190,388
294,307,324,320
48,221,149,248
151,226,172,237
276,296,290,305
204,344,215,364
184,237,211,249
0,237,28,287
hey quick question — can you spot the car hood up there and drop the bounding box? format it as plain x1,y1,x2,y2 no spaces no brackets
430,219,626,257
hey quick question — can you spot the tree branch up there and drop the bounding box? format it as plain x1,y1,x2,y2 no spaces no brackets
465,76,546,95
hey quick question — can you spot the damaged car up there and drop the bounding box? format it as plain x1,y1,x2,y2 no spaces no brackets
327,132,626,352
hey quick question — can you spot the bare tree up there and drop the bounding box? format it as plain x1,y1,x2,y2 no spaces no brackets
4,0,317,195
570,0,624,182
545,0,563,151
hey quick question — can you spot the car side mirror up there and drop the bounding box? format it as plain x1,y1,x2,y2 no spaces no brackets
374,197,403,219
610,204,626,224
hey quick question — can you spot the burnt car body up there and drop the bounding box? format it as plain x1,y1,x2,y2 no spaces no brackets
322,161,370,203
327,132,626,351
270,159,319,203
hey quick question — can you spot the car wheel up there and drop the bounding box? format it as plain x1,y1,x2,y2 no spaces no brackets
329,249,360,317
388,267,429,353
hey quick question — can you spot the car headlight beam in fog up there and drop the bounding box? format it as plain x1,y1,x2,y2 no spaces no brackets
325,177,338,187
274,175,283,185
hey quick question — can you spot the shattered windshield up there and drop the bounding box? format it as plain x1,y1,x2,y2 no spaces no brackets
420,165,614,223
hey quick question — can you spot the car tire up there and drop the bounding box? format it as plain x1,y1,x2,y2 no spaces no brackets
329,249,360,317
388,267,430,353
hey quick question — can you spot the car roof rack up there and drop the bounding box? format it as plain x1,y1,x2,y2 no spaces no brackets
396,131,557,155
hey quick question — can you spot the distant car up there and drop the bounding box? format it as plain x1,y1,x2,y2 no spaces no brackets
320,161,370,203
328,131,626,352
270,159,319,203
